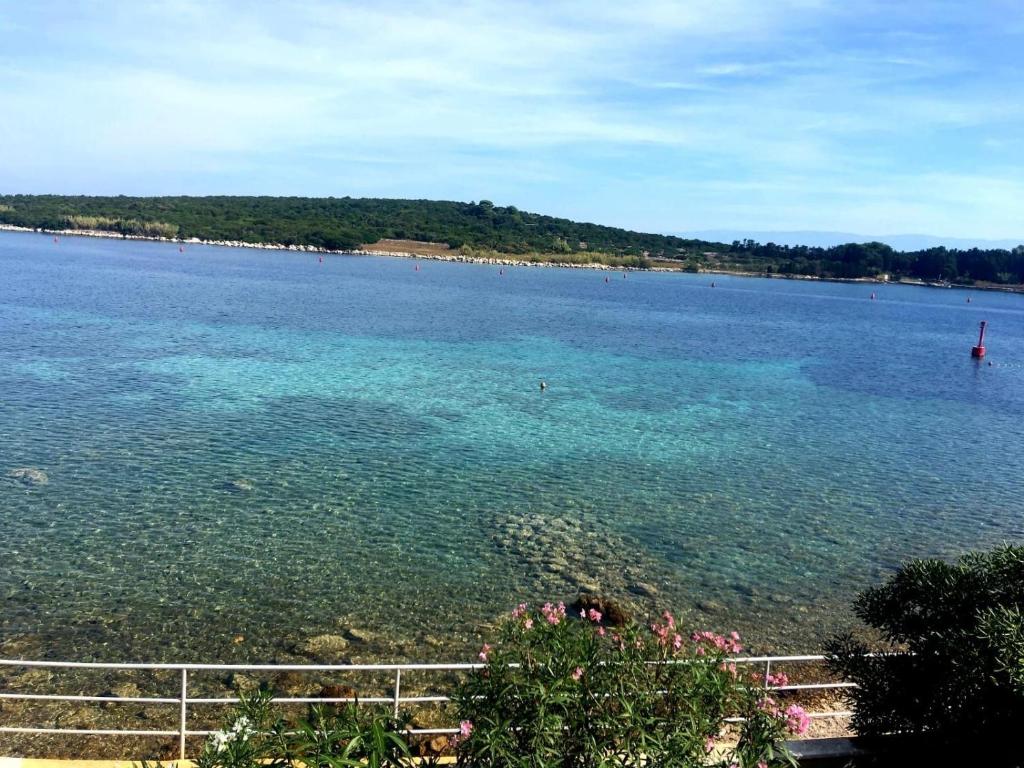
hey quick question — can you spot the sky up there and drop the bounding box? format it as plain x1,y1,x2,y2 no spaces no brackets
1,1,1022,243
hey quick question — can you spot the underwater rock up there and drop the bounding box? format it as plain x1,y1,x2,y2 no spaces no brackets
226,672,262,693
226,478,254,492
573,594,631,627
695,599,725,614
7,467,48,485
298,634,349,661
345,627,378,644
628,582,658,598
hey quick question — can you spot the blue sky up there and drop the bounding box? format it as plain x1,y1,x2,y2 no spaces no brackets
1,1,1022,241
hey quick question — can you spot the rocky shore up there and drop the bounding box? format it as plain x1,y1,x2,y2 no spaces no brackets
0,224,636,272
4,223,1021,291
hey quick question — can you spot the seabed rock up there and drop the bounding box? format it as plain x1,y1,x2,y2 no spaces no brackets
696,599,725,614
573,594,632,627
298,634,350,661
628,581,659,598
344,627,378,644
7,467,49,485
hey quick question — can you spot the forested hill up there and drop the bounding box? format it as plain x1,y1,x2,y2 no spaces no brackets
1,194,1022,285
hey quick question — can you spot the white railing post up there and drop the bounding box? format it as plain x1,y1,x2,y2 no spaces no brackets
393,668,402,719
764,659,771,690
179,668,188,760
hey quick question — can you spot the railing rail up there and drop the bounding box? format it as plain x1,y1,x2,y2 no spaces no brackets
0,655,854,760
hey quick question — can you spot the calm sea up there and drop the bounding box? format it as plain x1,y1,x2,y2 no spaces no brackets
2,230,1023,661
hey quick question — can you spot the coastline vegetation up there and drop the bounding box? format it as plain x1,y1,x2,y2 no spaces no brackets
1,194,1022,284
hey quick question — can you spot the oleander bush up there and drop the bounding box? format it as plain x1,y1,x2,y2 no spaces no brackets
452,602,807,768
191,689,410,768
826,545,1024,752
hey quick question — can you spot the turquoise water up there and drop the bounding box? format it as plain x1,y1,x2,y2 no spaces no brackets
2,230,1023,661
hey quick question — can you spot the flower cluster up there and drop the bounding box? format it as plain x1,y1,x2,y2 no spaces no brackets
511,602,534,629
209,714,253,753
785,704,811,736
450,719,474,748
580,607,602,623
541,601,567,625
691,630,743,655
649,610,684,652
763,671,789,688
478,643,492,662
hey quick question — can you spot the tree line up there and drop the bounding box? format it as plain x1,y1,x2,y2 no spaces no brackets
1,195,1021,284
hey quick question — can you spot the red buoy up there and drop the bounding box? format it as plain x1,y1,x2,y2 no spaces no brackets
971,320,987,358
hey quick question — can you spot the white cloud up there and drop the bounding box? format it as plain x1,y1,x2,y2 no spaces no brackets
0,0,1021,239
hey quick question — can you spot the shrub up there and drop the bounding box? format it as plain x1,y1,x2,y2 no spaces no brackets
452,602,804,767
826,545,1024,748
191,690,410,768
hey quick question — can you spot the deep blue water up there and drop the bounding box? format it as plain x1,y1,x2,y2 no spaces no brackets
2,230,1023,660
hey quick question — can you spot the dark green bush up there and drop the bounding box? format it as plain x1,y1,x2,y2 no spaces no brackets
826,545,1024,747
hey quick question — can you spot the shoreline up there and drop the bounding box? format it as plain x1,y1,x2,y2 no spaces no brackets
2,223,1021,293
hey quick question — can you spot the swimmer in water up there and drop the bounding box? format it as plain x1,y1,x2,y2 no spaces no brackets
540,380,548,391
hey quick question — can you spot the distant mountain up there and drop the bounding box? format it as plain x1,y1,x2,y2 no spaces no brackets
685,230,1024,252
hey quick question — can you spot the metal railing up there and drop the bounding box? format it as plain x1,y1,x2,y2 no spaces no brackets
0,655,854,759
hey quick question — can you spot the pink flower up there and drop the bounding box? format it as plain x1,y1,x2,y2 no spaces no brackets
765,671,789,688
597,626,606,637
587,608,602,623
511,603,528,619
460,720,473,738
541,601,566,625
572,666,584,681
704,736,716,754
478,643,492,662
662,610,675,629
524,618,534,630
757,762,767,768
785,704,810,736
672,633,683,651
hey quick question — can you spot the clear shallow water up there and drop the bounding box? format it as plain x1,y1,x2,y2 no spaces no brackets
2,230,1023,661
